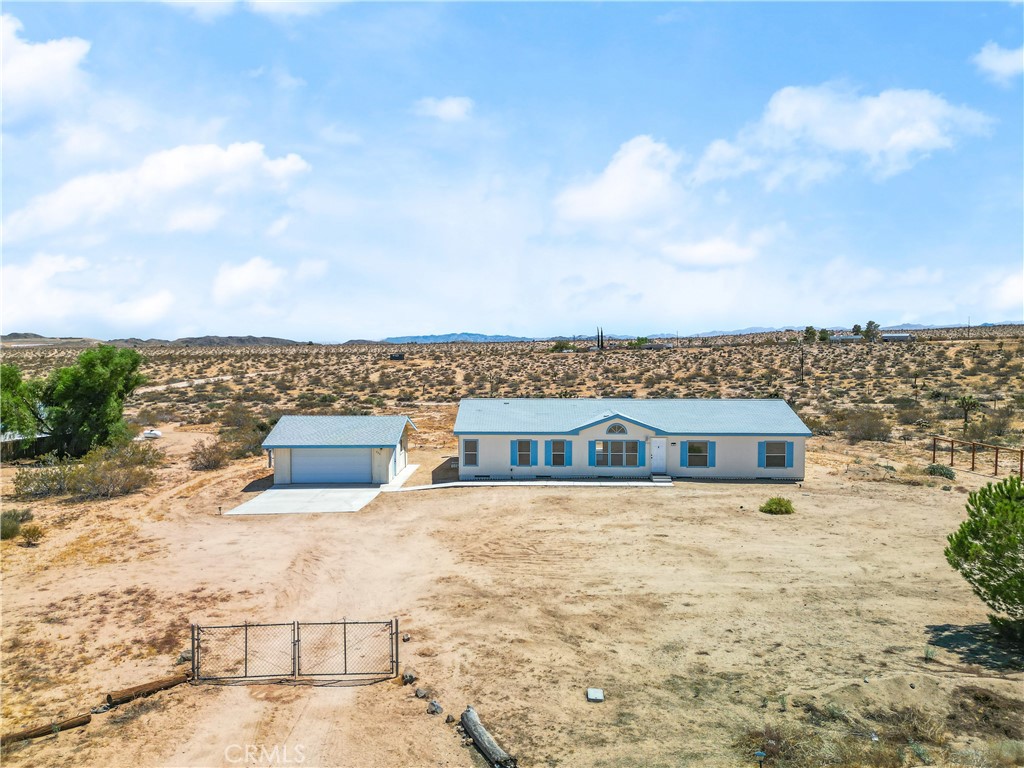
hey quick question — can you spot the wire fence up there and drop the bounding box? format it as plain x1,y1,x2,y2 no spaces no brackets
192,619,398,682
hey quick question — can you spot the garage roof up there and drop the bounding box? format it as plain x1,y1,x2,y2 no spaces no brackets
453,398,811,437
262,415,416,449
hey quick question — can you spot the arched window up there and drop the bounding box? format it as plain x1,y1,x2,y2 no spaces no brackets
606,423,627,434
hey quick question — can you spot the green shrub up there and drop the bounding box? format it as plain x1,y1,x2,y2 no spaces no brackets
1,510,32,540
945,475,1024,639
926,464,956,480
12,442,162,500
760,497,795,515
189,439,229,471
19,524,43,546
843,408,893,443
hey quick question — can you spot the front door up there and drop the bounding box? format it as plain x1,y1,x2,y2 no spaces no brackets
650,438,667,473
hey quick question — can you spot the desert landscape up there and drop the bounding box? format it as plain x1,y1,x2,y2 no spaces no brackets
2,330,1023,768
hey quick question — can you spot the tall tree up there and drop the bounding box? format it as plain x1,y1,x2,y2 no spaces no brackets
851,323,862,336
41,346,145,455
0,364,43,438
817,328,831,343
803,326,817,343
863,320,881,342
3,346,146,457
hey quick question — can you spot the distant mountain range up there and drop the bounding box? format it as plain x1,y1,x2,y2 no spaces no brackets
3,321,1020,348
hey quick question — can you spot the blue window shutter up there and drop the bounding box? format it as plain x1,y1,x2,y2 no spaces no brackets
565,441,573,466
757,441,766,468
785,441,794,468
680,441,689,468
510,441,518,466
708,441,716,468
544,440,552,466
636,441,646,467
530,440,538,467
588,441,597,467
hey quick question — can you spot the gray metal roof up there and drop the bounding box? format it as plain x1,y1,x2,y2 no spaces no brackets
453,398,811,437
262,415,416,449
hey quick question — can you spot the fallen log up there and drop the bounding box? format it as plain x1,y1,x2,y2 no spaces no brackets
105,672,191,707
1,713,91,745
460,706,517,768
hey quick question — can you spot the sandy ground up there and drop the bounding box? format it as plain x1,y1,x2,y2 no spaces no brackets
1,427,1022,767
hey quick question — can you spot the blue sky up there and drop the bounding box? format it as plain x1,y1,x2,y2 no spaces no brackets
2,2,1022,342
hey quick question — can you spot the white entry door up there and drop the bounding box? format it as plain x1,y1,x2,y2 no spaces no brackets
650,438,667,473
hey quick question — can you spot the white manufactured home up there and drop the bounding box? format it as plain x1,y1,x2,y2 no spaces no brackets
262,415,415,485
453,398,811,481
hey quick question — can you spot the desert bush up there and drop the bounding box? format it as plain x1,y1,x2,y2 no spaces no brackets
926,464,956,480
189,439,229,471
12,441,161,499
844,408,892,443
945,475,1024,641
1,509,32,540
19,524,43,547
760,497,795,515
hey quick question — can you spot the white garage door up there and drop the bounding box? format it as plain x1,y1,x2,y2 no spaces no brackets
291,448,372,484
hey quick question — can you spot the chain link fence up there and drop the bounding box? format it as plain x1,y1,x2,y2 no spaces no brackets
192,619,398,682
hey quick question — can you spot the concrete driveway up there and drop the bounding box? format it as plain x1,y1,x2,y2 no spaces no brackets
225,465,418,515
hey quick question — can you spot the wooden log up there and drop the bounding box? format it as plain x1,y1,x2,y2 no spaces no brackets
460,706,517,768
1,713,91,745
105,672,191,707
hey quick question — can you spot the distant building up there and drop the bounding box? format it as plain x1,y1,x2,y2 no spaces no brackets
830,335,865,343
881,333,913,342
389,352,406,360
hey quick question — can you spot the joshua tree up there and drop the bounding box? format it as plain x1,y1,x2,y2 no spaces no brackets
955,395,981,435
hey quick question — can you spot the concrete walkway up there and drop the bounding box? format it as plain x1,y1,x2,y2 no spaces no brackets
225,464,419,515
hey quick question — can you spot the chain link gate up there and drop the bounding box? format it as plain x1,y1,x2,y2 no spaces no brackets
191,619,399,682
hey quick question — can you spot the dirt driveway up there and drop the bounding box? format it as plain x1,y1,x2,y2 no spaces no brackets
2,439,1021,768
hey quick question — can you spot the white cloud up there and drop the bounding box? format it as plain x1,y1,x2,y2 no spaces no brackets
246,1,339,18
165,206,225,232
266,215,291,237
295,259,328,280
972,42,1024,85
319,124,362,145
1,14,90,123
554,135,683,223
692,83,992,186
212,257,287,305
162,1,237,22
662,237,756,267
4,142,310,241
412,96,474,122
1,253,174,330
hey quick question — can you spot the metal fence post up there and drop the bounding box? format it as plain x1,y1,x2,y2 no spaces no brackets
191,624,197,680
394,617,400,677
293,621,299,678
244,622,249,679
343,619,348,675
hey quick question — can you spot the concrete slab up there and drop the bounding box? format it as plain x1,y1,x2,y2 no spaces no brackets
225,465,419,516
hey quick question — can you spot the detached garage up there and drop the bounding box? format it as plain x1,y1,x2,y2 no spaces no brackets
262,415,416,486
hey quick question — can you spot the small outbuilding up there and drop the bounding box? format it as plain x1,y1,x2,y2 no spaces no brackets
262,415,416,485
